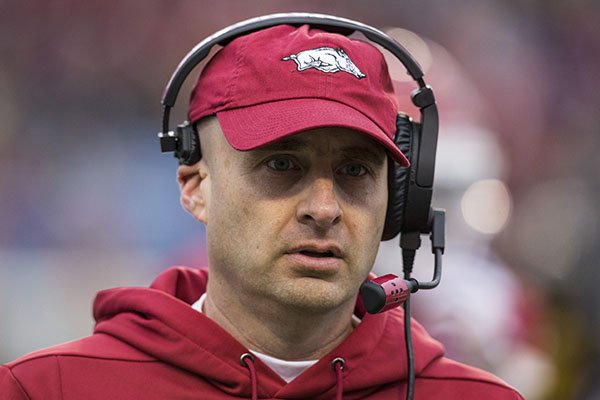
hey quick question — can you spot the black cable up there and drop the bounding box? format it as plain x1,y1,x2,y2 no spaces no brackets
417,248,442,290
399,210,444,400
401,247,416,400
403,293,415,400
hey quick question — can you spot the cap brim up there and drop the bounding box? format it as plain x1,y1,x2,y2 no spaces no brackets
216,98,410,167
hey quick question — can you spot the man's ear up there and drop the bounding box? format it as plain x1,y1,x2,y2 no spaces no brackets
177,160,210,224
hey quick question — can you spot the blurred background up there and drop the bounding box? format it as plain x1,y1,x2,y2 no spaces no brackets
1,1,599,399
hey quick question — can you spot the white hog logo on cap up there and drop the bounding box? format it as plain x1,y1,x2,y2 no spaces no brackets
282,47,366,79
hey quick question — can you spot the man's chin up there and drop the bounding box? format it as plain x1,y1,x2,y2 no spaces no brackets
267,277,357,315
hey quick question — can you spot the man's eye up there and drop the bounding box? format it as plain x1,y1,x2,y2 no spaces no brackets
339,163,367,177
266,157,298,171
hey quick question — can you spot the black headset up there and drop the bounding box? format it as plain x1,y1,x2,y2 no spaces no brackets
158,12,440,242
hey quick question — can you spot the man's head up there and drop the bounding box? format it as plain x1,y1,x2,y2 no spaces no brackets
178,24,404,314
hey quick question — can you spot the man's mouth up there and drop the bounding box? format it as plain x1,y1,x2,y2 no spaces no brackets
298,249,336,258
286,244,344,272
288,243,343,258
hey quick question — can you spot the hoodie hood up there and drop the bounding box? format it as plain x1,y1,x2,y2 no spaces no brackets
93,266,445,398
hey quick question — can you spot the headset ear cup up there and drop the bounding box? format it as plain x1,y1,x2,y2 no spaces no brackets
381,114,413,241
177,122,202,165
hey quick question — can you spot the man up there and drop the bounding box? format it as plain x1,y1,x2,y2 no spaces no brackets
0,23,523,399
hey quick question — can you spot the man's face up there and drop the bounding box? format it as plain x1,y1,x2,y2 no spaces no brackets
199,121,389,314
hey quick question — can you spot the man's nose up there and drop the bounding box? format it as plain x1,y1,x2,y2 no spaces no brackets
296,177,342,231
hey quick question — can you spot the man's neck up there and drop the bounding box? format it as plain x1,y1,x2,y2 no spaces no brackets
203,282,356,361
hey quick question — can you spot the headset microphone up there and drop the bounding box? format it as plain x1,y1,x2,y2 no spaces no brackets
361,274,417,314
361,209,445,314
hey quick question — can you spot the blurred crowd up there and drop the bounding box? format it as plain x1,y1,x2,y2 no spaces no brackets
1,1,599,399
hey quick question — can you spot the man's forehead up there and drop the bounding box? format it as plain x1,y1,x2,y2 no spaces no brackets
251,128,387,165
260,128,385,151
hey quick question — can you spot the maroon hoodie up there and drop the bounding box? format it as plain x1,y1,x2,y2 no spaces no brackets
1,267,523,399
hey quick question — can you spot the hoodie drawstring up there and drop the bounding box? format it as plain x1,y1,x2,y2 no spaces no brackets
240,353,258,400
331,357,345,400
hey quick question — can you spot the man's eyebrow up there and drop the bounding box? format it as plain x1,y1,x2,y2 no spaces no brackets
339,146,386,167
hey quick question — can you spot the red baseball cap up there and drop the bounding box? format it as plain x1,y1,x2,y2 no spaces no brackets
188,24,409,166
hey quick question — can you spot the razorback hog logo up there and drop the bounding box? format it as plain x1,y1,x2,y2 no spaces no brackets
282,47,366,79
